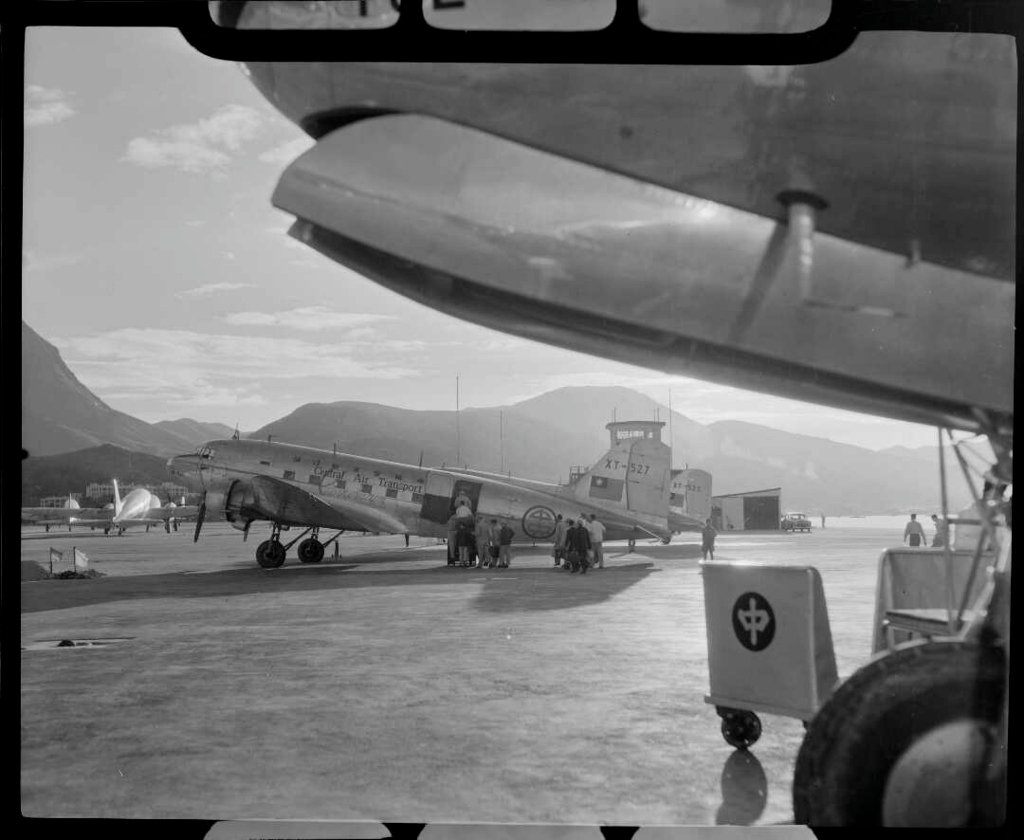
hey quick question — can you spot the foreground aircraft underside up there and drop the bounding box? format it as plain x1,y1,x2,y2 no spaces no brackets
194,2,1012,827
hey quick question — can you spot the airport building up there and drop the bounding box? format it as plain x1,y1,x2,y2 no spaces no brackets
711,487,782,531
83,481,190,503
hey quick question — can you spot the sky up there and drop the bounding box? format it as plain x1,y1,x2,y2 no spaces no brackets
22,24,953,451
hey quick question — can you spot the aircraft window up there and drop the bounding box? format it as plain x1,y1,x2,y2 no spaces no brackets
211,0,399,30
293,456,302,462
336,479,347,489
331,463,340,470
308,474,322,485
259,460,271,466
411,492,424,504
641,0,832,33
424,0,615,31
385,488,399,498
361,483,373,494
283,470,296,481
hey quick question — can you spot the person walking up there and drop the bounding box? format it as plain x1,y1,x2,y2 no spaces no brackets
497,521,515,567
552,514,567,567
930,514,949,548
701,518,717,561
587,513,606,569
903,513,926,547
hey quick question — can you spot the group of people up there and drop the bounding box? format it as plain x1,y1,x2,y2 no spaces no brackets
449,516,515,568
551,513,606,573
903,512,950,548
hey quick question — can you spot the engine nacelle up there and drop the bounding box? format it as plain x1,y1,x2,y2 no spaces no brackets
203,479,260,529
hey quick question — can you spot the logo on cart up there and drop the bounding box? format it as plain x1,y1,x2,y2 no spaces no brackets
732,592,775,651
521,505,557,539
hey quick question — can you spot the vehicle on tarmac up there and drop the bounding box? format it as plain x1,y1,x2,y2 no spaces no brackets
781,512,812,533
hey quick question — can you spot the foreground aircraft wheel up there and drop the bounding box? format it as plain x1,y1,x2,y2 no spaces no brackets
297,538,325,564
793,641,1005,826
256,539,286,569
719,708,762,750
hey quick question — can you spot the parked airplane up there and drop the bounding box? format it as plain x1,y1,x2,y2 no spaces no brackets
21,480,199,535
167,421,700,568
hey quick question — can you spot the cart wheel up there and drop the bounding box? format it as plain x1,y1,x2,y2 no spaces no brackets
720,709,762,749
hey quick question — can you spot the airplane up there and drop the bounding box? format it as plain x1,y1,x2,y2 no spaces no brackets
192,1,1012,826
21,480,199,535
166,419,706,568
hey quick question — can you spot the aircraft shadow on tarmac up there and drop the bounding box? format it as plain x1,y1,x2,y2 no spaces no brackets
21,557,659,615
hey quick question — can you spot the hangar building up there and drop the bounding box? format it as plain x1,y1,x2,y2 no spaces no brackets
712,487,781,531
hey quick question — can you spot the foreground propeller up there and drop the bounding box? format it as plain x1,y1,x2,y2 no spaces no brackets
193,499,206,543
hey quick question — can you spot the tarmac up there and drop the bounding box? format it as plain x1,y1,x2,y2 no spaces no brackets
21,523,891,826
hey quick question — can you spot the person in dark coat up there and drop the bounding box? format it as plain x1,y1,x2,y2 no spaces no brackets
566,518,592,573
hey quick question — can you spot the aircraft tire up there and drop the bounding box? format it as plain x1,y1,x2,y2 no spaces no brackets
297,538,324,564
256,539,286,569
792,640,1005,826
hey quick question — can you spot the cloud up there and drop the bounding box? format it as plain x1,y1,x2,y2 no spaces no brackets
221,306,395,332
123,104,264,174
176,282,256,299
59,328,422,412
258,135,315,166
24,85,76,127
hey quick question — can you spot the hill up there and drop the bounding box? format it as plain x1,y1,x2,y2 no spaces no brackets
22,322,197,457
248,386,973,515
21,444,174,506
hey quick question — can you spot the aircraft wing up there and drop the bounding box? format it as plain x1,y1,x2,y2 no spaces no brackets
245,474,409,535
272,113,1013,437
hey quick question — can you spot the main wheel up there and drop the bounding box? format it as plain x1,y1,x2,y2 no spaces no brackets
297,538,324,564
793,640,1005,826
256,539,286,569
719,708,762,749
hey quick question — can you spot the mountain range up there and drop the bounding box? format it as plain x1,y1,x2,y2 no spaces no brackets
22,321,234,457
22,321,971,514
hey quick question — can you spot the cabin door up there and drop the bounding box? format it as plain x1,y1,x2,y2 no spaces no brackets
420,473,454,524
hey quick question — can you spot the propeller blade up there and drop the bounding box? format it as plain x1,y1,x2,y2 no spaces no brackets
193,501,206,543
242,520,252,542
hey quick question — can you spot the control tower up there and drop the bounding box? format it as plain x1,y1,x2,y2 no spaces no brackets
606,420,665,446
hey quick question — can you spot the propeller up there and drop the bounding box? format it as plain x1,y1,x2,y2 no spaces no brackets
193,499,206,543
242,520,252,542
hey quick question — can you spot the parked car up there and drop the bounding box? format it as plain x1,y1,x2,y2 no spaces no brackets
781,512,813,532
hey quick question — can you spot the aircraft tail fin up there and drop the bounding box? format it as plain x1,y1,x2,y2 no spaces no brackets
669,468,713,531
570,426,671,525
113,478,123,516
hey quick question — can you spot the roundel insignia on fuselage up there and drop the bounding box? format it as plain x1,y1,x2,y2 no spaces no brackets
522,505,557,539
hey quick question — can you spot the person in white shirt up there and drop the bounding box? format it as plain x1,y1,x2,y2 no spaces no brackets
587,513,606,568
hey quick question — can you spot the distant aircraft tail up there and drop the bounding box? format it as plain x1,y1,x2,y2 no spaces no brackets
568,428,671,526
112,478,123,516
669,468,713,531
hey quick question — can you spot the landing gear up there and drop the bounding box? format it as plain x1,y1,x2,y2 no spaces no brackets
297,531,325,564
256,538,287,569
255,523,287,569
717,707,762,750
793,641,1005,826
